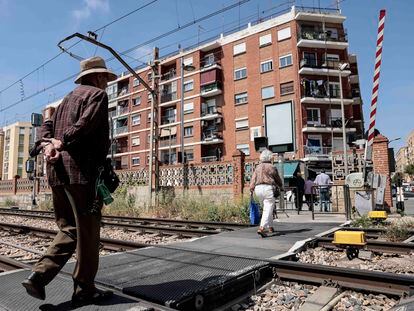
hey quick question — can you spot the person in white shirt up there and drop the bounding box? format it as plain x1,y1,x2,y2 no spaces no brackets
314,170,332,212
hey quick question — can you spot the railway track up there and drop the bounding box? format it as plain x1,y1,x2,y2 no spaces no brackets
0,222,151,252
0,208,248,237
0,254,30,272
314,237,414,254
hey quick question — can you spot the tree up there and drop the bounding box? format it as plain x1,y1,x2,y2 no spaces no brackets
405,164,414,178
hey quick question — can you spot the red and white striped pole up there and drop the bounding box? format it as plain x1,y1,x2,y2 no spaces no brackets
366,9,386,158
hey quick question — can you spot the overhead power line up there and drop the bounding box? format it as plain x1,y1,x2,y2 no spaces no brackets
0,0,159,95
0,0,252,113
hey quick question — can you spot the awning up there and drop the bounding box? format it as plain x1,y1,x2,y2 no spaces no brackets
274,162,299,179
160,126,177,137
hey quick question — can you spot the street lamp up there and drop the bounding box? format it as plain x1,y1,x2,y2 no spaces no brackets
180,55,195,165
338,62,350,176
389,137,401,144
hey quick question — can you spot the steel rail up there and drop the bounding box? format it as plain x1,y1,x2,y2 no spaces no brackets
315,237,414,254
0,222,151,252
269,260,414,296
0,209,249,232
0,254,30,272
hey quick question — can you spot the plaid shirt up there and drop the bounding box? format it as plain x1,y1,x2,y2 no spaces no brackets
41,85,110,187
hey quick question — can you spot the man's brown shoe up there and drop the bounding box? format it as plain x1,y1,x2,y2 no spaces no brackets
71,288,113,307
22,272,46,300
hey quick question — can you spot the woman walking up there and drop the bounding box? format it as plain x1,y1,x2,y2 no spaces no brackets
250,149,283,237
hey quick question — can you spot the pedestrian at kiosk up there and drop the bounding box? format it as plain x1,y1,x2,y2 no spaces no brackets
304,176,316,211
314,170,332,212
22,56,116,307
250,149,283,236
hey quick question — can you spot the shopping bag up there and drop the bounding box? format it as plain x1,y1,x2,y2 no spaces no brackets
249,196,261,225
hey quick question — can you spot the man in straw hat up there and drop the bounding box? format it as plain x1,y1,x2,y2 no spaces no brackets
22,56,117,307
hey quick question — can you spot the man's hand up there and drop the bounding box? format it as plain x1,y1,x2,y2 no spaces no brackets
44,144,61,164
42,138,63,151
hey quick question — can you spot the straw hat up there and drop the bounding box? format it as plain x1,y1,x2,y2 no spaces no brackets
74,56,117,84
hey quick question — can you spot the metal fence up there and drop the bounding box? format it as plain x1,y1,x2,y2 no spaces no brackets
309,185,352,220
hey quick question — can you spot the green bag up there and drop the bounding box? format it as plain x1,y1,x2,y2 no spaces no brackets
96,167,114,205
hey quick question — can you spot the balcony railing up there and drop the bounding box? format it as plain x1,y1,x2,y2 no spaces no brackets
117,87,128,97
295,6,341,15
161,70,177,81
161,116,176,125
299,58,346,70
305,117,354,129
201,57,221,68
202,128,221,141
161,92,178,103
201,82,222,95
298,30,347,42
201,156,218,163
201,107,220,117
159,139,177,148
304,146,332,156
117,106,129,115
302,82,351,99
115,126,128,135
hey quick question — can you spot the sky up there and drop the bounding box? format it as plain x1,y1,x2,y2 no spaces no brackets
0,0,413,152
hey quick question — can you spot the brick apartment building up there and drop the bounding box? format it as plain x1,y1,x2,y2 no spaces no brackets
44,6,364,175
396,129,414,182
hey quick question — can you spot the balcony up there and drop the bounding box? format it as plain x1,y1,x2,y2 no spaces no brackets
201,106,222,121
159,138,177,148
200,56,221,71
160,92,178,104
201,82,222,98
117,87,129,98
161,69,177,82
303,146,332,161
110,144,129,155
301,81,353,105
297,30,348,49
299,58,351,76
161,115,177,125
114,126,128,136
201,128,223,144
302,117,357,133
201,156,218,163
294,6,345,23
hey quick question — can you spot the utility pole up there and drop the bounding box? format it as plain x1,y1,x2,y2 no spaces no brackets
180,55,185,170
338,63,349,176
148,47,160,206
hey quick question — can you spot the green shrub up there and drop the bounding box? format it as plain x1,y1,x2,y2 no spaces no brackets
351,215,375,228
37,199,53,211
4,198,17,207
103,186,140,217
384,217,414,242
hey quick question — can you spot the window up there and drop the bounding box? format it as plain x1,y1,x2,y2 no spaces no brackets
236,144,250,156
184,126,193,137
183,80,194,92
234,67,247,80
277,27,291,41
147,92,152,101
250,126,262,141
131,157,140,166
148,72,152,81
184,102,194,114
307,135,322,154
147,112,152,123
235,92,248,105
279,54,292,68
303,52,317,67
259,33,272,46
133,78,140,87
19,127,26,135
326,27,338,40
131,136,140,146
235,118,249,130
260,60,273,73
147,133,151,144
307,108,320,125
280,81,294,95
133,97,141,106
233,42,246,55
328,82,340,98
183,57,193,66
261,86,275,99
185,149,194,161
131,114,141,126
